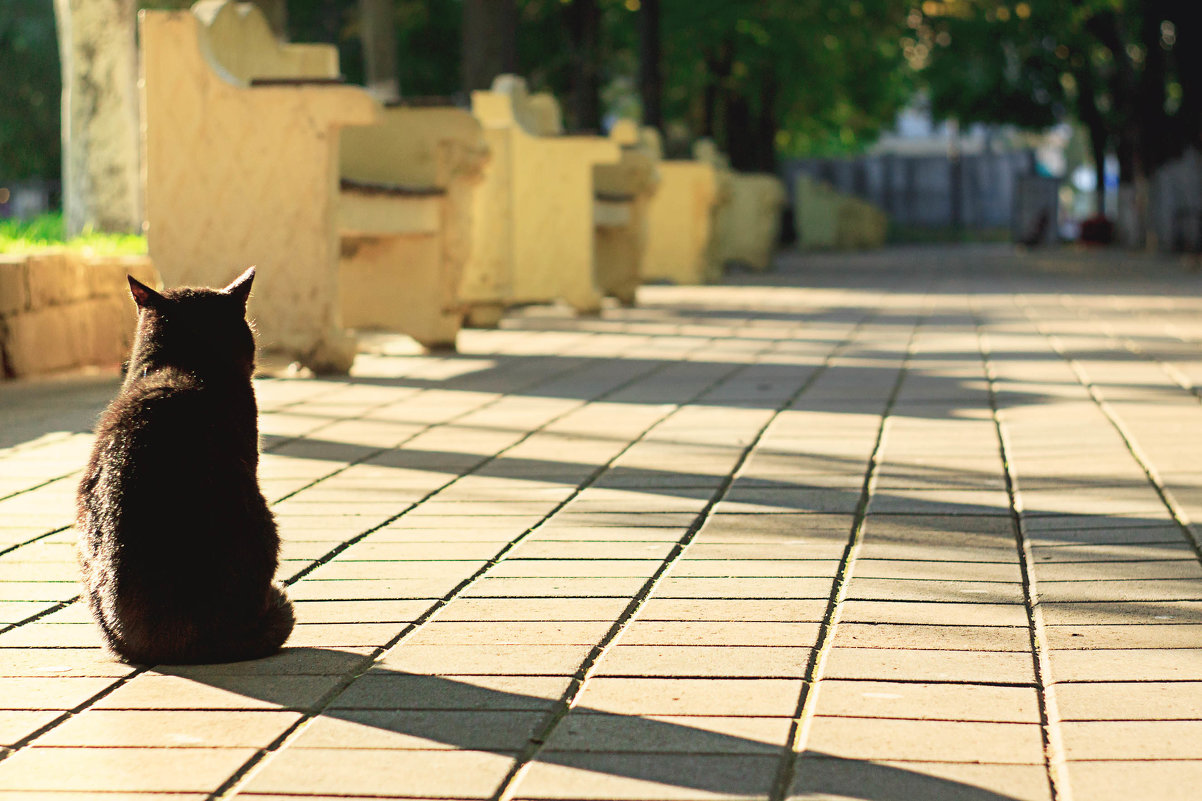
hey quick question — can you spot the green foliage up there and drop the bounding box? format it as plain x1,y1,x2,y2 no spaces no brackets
921,1,1086,129
4,0,922,192
392,0,461,96
646,0,915,160
920,0,1202,178
0,213,146,255
0,0,62,182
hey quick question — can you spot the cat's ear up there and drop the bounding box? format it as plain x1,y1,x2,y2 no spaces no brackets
128,276,163,309
223,266,255,307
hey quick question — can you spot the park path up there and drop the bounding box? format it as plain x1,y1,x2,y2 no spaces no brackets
3,244,1202,800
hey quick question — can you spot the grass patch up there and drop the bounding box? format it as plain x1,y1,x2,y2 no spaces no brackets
0,212,146,255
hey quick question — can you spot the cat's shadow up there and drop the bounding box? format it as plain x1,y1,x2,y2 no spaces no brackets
159,646,1032,801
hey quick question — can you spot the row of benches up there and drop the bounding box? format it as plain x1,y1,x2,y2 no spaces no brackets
141,1,786,373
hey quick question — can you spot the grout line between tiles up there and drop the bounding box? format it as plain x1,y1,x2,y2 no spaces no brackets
975,296,1070,801
208,323,800,800
769,303,927,801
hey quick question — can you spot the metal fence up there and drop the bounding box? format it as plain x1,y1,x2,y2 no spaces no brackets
781,150,1037,232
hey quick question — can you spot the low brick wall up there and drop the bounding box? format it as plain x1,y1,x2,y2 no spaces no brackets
0,251,159,379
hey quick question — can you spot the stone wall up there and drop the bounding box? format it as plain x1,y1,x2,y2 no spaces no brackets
0,251,158,379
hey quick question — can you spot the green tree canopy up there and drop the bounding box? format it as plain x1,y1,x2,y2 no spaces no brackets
920,0,1202,202
656,0,914,165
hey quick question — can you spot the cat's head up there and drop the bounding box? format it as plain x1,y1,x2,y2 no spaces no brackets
127,267,257,377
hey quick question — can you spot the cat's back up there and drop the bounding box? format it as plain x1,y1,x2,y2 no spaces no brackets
92,368,219,471
85,366,258,524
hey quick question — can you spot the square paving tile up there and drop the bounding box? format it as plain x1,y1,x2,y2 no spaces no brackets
1061,720,1202,760
288,708,550,751
0,648,132,678
616,621,820,647
1039,600,1202,625
813,680,1041,723
845,578,1025,604
33,709,301,747
0,676,119,710
1044,623,1202,649
377,643,592,676
594,645,811,678
0,709,63,747
575,678,802,716
853,559,1022,582
92,674,342,711
832,623,1030,651
0,746,258,793
636,598,830,622
511,753,780,800
790,756,1052,801
1056,681,1202,721
1065,760,1202,801
1047,648,1202,682
839,600,1029,626
435,597,632,621
654,577,834,599
823,647,1036,684
242,748,516,798
405,621,614,646
804,717,1045,763
329,673,572,711
541,712,790,754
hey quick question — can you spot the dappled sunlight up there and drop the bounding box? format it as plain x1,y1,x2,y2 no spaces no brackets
6,247,1202,798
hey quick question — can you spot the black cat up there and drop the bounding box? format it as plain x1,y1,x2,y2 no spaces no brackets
77,267,294,664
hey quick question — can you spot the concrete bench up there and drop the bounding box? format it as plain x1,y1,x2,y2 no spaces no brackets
794,174,887,251
339,103,488,350
142,1,486,369
143,2,377,372
692,142,785,272
520,103,658,308
593,120,659,307
640,129,728,285
461,75,620,326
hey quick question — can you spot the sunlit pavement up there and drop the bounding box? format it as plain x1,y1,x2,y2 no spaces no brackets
4,243,1202,800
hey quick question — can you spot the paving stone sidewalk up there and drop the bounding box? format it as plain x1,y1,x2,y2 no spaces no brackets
3,244,1202,800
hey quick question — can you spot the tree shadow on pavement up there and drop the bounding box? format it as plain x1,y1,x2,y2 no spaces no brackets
163,647,1036,801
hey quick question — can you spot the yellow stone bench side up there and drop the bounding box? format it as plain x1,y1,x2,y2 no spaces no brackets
464,76,619,320
794,174,839,250
594,119,659,305
192,0,338,81
141,7,378,372
339,107,489,348
715,173,786,271
693,139,786,272
641,129,725,285
794,174,887,251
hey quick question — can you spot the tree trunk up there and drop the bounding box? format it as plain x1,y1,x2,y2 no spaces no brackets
701,39,733,144
1137,0,1170,170
359,0,399,101
637,0,662,130
53,0,141,236
1075,63,1109,217
755,70,778,172
1090,124,1108,217
462,0,517,92
565,0,601,131
1171,3,1202,149
725,93,755,171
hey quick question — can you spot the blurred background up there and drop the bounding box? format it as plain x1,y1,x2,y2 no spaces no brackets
3,0,1200,252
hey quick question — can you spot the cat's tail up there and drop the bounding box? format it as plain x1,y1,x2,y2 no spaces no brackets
213,583,295,663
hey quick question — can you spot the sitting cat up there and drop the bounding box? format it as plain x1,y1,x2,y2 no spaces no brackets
77,267,294,664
